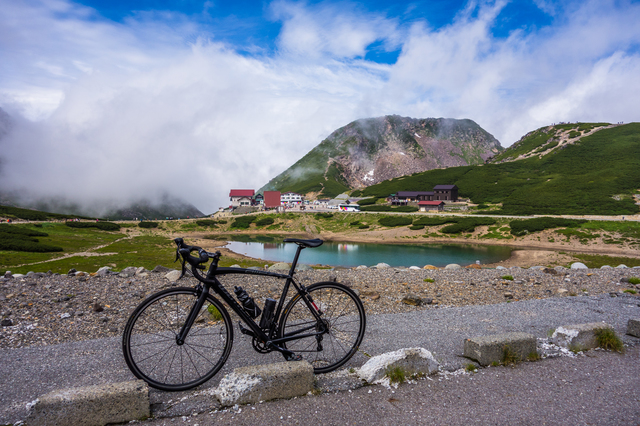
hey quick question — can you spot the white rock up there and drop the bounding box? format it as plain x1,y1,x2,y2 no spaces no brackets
374,263,390,269
616,264,628,269
165,270,182,282
357,348,439,383
355,265,368,270
409,266,421,270
570,262,588,269
445,264,461,270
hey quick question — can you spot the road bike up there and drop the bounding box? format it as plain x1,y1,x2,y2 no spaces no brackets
122,237,366,391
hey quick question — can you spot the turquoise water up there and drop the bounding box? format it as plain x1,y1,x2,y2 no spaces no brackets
224,240,512,268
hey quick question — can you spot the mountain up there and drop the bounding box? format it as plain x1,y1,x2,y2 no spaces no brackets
0,193,204,221
355,122,640,215
259,115,502,198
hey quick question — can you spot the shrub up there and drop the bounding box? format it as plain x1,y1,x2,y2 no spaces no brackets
255,217,275,227
423,278,435,283
378,216,413,227
356,197,377,206
413,217,457,227
138,221,159,228
477,204,489,209
230,216,256,229
65,221,120,231
349,221,360,226
509,217,587,236
501,275,514,281
627,277,640,285
207,305,223,321
0,238,63,252
360,205,393,212
440,217,496,234
314,212,334,219
196,219,219,227
409,225,425,230
358,224,370,229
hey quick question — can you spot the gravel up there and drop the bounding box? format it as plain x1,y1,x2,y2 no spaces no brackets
1,264,639,349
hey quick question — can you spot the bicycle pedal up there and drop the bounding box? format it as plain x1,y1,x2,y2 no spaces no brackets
238,321,257,338
286,354,303,362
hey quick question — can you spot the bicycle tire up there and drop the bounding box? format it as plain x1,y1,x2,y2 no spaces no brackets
122,287,233,391
278,282,366,373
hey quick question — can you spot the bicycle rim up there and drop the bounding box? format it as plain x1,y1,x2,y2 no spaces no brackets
279,282,366,373
122,287,233,391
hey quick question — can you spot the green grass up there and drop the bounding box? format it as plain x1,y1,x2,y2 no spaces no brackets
423,278,435,283
465,363,478,372
385,365,407,384
502,345,520,365
628,277,640,285
501,275,514,281
595,328,624,353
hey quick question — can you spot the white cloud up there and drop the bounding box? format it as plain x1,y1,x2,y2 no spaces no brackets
0,0,639,213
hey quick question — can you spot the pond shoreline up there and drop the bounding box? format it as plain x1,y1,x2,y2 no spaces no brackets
189,228,640,269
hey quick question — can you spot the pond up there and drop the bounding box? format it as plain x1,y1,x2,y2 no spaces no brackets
224,239,512,268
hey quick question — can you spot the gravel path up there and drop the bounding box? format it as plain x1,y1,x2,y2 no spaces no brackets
1,265,639,349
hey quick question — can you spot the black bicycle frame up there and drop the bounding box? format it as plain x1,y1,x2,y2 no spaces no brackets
177,244,325,358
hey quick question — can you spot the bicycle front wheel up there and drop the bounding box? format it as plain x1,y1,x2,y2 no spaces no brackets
278,282,366,373
122,287,233,391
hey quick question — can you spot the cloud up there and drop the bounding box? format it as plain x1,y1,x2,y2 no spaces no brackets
0,0,639,213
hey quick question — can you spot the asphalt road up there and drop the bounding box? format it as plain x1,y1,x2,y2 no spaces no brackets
1,293,639,425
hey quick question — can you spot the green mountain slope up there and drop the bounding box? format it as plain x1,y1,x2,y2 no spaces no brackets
259,115,502,198
354,123,640,215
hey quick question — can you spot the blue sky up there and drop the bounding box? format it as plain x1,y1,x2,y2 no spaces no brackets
1,0,639,213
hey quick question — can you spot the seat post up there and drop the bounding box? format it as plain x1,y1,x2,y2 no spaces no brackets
288,244,304,276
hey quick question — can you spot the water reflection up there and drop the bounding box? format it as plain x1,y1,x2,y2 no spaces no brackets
225,240,511,268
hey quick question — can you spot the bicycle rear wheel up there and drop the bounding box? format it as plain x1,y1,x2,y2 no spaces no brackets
122,287,233,391
278,282,366,373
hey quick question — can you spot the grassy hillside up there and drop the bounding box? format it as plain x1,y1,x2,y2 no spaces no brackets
354,123,640,215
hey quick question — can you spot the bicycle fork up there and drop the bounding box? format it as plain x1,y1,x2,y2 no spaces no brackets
176,284,207,346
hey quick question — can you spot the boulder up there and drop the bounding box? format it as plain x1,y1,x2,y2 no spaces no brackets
570,262,588,269
616,264,628,269
96,267,113,277
118,267,138,278
374,263,390,269
152,265,173,273
445,264,461,270
423,265,438,270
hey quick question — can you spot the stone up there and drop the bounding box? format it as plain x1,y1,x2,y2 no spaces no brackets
627,318,640,338
466,264,481,270
496,266,507,270
601,265,612,269
503,292,514,299
543,268,558,275
357,348,439,383
296,264,313,271
355,265,368,270
164,270,182,282
463,332,537,366
529,266,545,270
409,266,421,270
374,263,390,269
423,265,438,270
135,266,146,275
551,322,614,351
118,267,138,278
26,380,149,426
401,295,422,306
269,262,291,271
1,319,13,327
570,262,588,269
3,271,11,279
214,361,314,406
616,264,628,269
445,264,461,270
556,288,569,295
152,265,173,273
67,268,77,276
92,303,104,313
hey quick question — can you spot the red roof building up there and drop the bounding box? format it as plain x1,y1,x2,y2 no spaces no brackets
264,191,281,209
229,189,255,208
418,200,445,211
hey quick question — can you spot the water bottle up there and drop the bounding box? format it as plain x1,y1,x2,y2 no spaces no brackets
259,298,277,329
234,286,262,319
